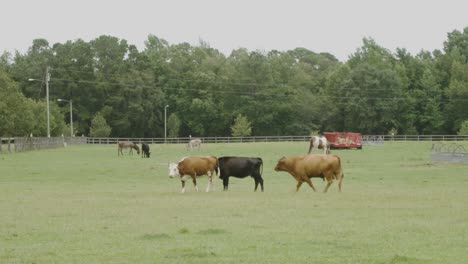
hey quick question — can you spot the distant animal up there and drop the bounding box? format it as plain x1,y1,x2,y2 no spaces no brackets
308,136,330,154
168,156,218,193
118,141,140,156
218,156,264,191
141,143,150,158
186,138,202,151
274,154,344,192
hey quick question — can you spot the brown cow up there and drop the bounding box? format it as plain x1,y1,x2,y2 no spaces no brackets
168,156,218,193
274,154,343,192
117,141,140,156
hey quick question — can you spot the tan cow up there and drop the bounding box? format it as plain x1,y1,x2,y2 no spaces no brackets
168,156,218,193
274,154,343,192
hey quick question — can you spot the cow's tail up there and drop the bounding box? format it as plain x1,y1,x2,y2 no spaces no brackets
215,157,221,177
334,155,344,192
307,138,313,154
259,158,263,177
334,155,344,179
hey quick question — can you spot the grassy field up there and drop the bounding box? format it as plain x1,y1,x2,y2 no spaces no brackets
1,142,467,264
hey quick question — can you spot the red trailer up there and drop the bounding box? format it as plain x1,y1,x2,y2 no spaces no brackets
324,132,362,149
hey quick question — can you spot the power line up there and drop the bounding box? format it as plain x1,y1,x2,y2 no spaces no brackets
48,77,468,102
50,68,447,94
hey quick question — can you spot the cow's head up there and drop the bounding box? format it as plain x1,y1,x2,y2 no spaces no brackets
274,157,287,172
168,162,179,178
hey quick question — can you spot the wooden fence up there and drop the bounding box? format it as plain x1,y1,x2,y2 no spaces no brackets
2,135,467,153
86,135,468,145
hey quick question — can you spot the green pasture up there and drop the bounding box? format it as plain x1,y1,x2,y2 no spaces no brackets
1,142,467,263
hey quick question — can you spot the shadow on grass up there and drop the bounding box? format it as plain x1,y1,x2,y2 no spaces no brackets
165,248,217,259
140,233,172,240
197,228,228,235
383,254,430,264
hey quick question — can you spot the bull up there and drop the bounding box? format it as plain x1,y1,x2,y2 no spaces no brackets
274,154,343,192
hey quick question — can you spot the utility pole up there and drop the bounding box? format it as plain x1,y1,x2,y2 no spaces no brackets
164,105,169,143
46,67,51,138
70,100,73,138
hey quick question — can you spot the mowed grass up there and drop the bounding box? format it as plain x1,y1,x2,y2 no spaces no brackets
1,142,467,264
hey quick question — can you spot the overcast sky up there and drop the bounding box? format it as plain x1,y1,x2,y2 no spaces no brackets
2,0,467,61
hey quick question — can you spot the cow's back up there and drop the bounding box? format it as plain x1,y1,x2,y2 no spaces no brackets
295,154,340,175
219,157,261,177
178,156,217,176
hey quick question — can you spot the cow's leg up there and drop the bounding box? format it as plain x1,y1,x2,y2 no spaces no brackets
223,178,229,191
211,172,215,191
296,180,304,192
191,176,199,192
323,174,334,193
323,181,333,193
206,172,213,192
181,180,186,193
303,177,317,192
336,172,343,192
253,175,264,192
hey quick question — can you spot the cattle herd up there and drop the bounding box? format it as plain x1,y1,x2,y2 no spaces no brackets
117,137,344,193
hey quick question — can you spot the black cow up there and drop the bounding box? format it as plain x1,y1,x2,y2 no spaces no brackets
141,143,150,158
217,156,264,191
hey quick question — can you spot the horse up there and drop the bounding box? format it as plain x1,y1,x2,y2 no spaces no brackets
186,138,202,151
307,136,331,154
117,141,140,156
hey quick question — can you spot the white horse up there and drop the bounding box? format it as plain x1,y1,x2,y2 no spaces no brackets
186,138,202,151
307,136,330,154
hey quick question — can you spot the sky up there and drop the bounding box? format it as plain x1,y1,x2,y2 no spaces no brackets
2,0,467,61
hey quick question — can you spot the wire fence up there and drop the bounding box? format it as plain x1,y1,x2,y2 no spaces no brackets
0,136,87,153
430,142,468,162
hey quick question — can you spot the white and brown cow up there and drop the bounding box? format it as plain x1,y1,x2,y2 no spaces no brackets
274,154,344,192
168,156,218,193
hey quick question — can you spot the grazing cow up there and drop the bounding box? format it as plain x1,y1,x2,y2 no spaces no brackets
274,154,343,192
141,143,150,158
186,138,202,151
168,156,218,193
308,136,331,154
118,141,140,156
218,156,264,191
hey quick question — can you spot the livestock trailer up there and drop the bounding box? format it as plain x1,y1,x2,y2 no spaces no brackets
324,132,362,149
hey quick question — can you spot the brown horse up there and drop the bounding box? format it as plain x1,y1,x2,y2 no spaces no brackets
308,136,331,154
118,141,140,156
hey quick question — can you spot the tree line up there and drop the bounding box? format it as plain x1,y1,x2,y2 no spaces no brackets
1,27,468,138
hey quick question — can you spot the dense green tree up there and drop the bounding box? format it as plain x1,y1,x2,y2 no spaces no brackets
167,113,181,138
231,114,252,137
458,120,468,135
0,68,35,136
90,113,112,137
2,27,468,137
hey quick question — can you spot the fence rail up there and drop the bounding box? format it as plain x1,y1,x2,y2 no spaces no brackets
85,135,468,145
2,135,468,153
